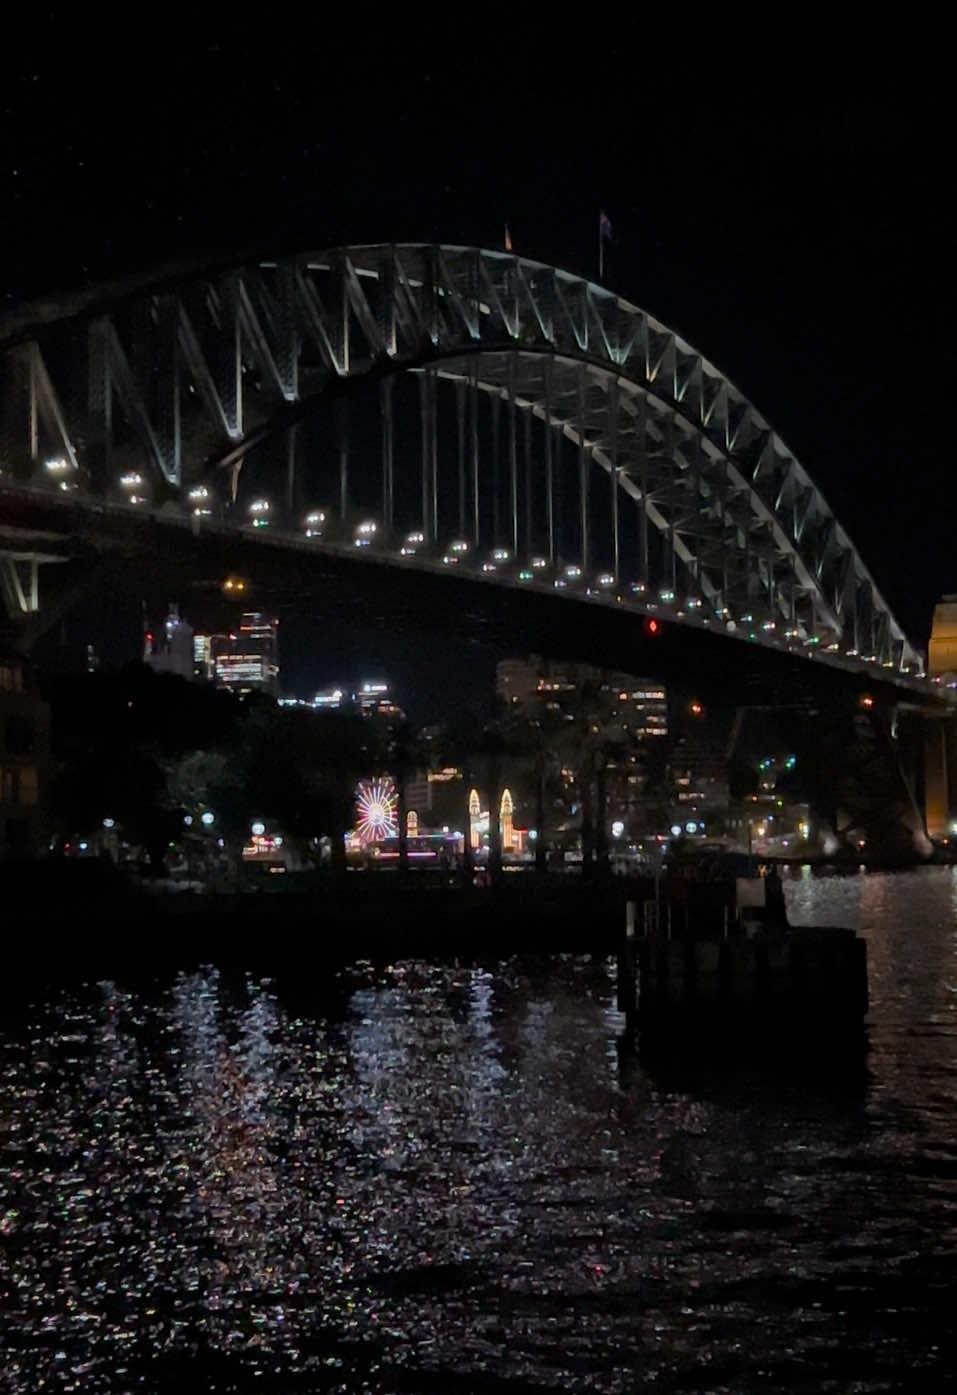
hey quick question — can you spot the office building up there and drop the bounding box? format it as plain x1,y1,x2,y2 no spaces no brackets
196,613,279,697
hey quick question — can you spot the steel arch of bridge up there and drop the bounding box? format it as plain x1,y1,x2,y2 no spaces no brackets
0,244,922,676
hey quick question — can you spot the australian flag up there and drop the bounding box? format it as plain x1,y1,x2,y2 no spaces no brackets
599,210,613,242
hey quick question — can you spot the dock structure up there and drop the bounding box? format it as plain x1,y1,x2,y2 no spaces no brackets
617,884,868,1040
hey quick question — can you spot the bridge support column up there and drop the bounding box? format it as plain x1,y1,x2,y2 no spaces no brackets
0,548,95,654
925,719,954,839
0,554,40,617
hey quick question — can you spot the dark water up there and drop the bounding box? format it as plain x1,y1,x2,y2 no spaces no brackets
1,870,955,1393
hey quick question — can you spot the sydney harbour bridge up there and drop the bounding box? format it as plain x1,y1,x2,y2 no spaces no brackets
0,244,953,837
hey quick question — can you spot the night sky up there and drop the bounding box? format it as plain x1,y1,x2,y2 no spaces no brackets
2,21,951,719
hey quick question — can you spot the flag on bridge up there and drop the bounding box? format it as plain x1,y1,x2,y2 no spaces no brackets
504,224,513,253
599,210,612,280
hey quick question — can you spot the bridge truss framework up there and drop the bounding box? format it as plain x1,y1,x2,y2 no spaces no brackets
0,244,926,679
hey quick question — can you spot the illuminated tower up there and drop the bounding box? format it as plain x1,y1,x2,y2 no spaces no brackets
469,788,481,849
926,596,957,838
929,595,957,680
500,787,514,851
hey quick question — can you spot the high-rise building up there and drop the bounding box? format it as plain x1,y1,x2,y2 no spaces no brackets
144,603,195,682
496,655,668,740
201,612,279,697
355,680,405,722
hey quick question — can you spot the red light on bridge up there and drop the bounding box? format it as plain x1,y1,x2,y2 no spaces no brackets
644,617,660,636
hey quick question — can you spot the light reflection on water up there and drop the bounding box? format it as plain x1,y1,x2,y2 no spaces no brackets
0,869,954,1393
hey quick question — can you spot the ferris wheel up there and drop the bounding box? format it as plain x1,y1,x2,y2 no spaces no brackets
355,778,399,843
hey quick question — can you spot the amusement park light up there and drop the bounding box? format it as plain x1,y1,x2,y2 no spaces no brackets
305,510,326,537
686,597,703,609
611,820,625,838
201,811,215,826
188,486,210,502
44,456,72,474
481,562,497,572
553,578,567,588
531,556,548,569
762,621,776,632
356,520,377,537
355,779,399,843
630,582,647,594
102,818,115,829
251,821,266,836
518,570,533,581
450,539,470,554
249,498,270,514
119,472,144,489
670,824,682,837
597,573,615,588
564,565,582,580
406,531,424,544
442,554,460,565
659,589,675,602
492,548,510,562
